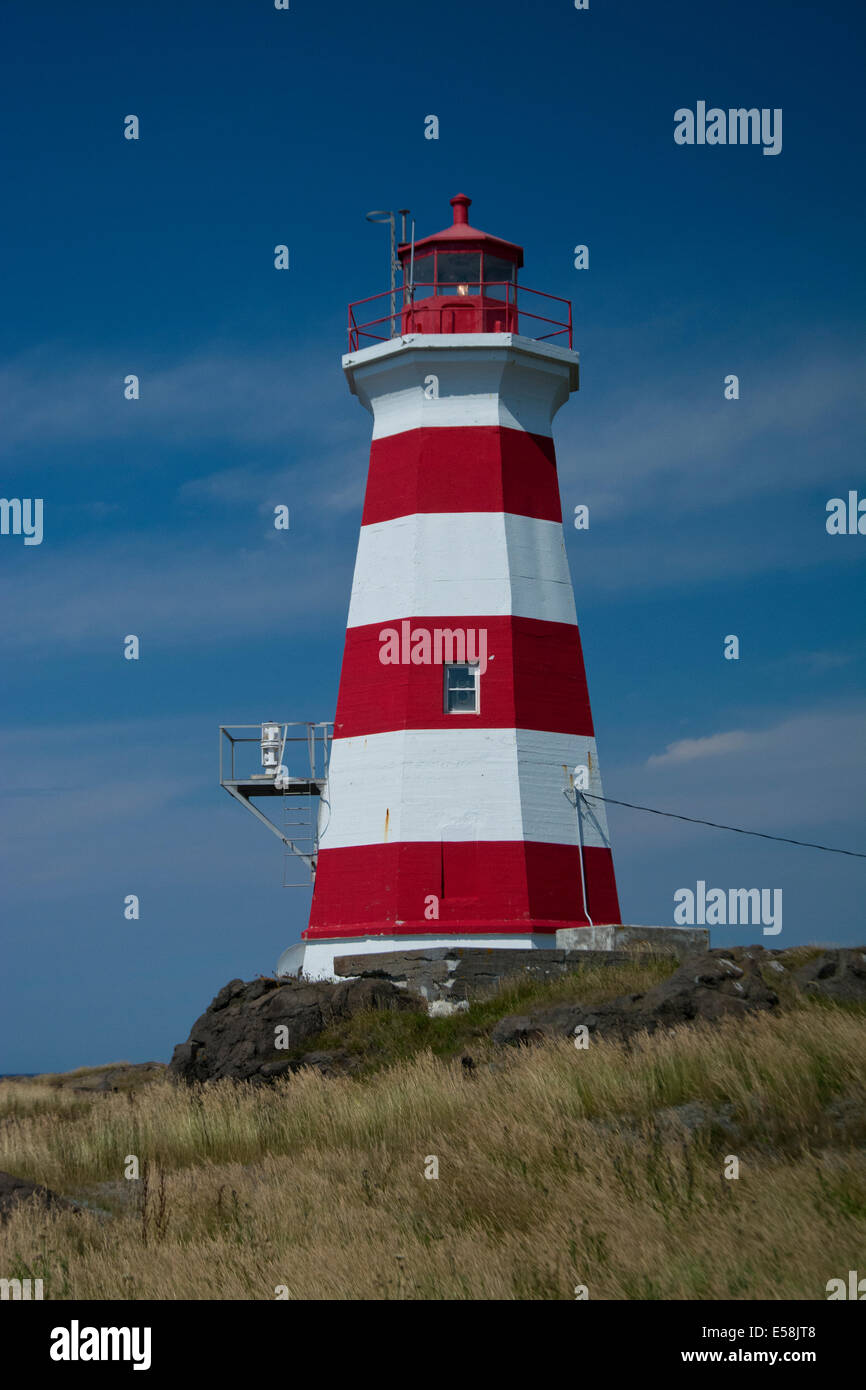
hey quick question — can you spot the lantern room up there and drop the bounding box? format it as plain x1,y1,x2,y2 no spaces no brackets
397,193,523,335
347,193,572,351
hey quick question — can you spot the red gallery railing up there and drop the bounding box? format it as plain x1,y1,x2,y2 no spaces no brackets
347,281,573,353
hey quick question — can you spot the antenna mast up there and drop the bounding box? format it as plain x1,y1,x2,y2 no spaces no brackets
365,206,411,337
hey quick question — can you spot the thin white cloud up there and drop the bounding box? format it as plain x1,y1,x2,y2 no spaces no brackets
557,348,865,519
177,445,367,518
568,525,830,594
647,730,751,767
0,345,356,453
775,649,856,674
613,705,866,844
2,337,863,621
0,536,353,651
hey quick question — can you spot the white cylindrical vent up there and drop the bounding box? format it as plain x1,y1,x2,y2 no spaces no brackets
261,722,282,775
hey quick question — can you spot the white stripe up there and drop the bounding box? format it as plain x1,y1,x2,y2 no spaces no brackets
347,512,577,627
319,727,612,850
369,387,541,439
342,335,579,441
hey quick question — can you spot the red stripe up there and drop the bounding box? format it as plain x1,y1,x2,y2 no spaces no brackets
306,842,621,937
362,426,562,525
333,616,595,737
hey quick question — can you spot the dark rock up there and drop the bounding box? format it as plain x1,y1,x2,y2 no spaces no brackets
292,1050,358,1078
86,1063,165,1093
792,949,866,1002
170,974,422,1084
260,1050,355,1079
491,1016,546,1046
258,1060,294,1079
492,951,780,1047
169,1041,199,1072
211,979,247,1011
0,1171,73,1221
653,1101,739,1138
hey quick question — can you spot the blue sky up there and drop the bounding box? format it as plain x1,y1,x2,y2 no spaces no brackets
1,0,864,1072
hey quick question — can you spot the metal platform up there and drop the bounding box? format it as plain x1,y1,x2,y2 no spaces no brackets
219,722,332,879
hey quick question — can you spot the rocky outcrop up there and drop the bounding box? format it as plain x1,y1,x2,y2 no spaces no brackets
170,945,866,1082
0,1171,72,1221
792,948,866,1002
169,974,423,1084
492,951,781,1046
490,945,866,1050
60,1062,166,1093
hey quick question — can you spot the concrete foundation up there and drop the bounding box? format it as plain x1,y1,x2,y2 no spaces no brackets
330,946,648,1002
318,926,706,1001
279,925,708,983
277,932,551,982
556,925,710,954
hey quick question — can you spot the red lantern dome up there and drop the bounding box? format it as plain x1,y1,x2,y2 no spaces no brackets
397,193,524,335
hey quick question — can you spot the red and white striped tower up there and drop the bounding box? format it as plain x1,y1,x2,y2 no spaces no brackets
280,194,621,978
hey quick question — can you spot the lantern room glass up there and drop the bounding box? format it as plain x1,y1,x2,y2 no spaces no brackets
482,254,517,299
405,250,518,298
436,252,481,287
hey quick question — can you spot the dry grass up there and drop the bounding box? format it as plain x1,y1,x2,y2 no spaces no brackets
1,996,864,1300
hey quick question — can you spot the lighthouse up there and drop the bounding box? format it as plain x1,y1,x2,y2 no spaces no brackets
278,194,622,979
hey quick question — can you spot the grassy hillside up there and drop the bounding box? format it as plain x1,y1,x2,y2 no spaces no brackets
1,958,864,1300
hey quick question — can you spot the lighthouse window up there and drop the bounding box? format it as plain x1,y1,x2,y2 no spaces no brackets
436,252,481,287
482,255,517,298
411,252,436,292
444,663,479,714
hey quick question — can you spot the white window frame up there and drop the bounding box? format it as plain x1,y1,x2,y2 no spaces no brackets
443,661,480,715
